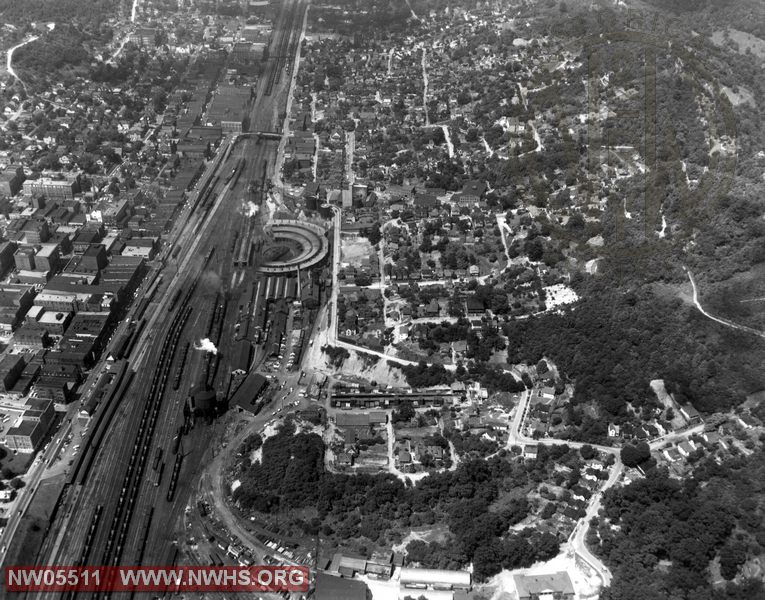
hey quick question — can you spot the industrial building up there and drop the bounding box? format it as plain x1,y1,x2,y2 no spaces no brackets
81,244,109,272
331,388,454,409
53,311,112,367
230,372,268,414
22,175,80,200
4,397,55,452
314,573,368,600
399,568,471,592
0,241,18,276
0,284,35,334
206,85,251,132
14,246,36,271
122,237,157,260
35,244,61,272
0,166,25,196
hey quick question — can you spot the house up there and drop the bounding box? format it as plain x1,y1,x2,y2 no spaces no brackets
677,440,697,457
465,296,484,316
700,431,720,446
423,445,445,460
335,452,353,466
538,386,556,401
736,414,759,429
514,572,575,600
506,117,526,135
523,444,538,459
412,192,438,216
679,403,702,424
343,309,358,335
450,380,466,394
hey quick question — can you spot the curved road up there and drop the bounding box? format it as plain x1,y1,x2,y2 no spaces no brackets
197,265,751,595
507,390,620,588
685,267,765,339
6,35,38,93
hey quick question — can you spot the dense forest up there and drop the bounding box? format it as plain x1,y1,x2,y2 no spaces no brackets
395,360,526,394
13,25,92,83
233,422,605,580
311,0,415,35
0,0,121,28
594,451,765,600
503,274,764,422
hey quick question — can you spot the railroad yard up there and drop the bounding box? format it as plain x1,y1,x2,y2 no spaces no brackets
3,1,314,598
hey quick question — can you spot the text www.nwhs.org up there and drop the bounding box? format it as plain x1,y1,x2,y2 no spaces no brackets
5,566,309,592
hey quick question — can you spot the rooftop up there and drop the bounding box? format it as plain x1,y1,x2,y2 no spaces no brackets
314,573,367,600
514,571,574,597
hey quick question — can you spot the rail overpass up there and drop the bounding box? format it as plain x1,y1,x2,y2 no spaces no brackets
237,131,283,141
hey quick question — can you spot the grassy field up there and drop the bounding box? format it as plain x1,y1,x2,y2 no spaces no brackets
711,28,765,60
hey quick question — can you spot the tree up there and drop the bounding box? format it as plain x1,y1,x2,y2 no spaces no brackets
392,403,416,423
366,223,382,245
540,502,557,519
580,445,597,460
10,477,24,489
620,443,651,468
525,238,544,262
719,541,747,580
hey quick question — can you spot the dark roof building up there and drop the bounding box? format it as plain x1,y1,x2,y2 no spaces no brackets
230,372,268,414
315,572,369,600
335,412,387,427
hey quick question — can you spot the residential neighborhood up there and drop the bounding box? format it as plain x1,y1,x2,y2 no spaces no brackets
0,0,763,600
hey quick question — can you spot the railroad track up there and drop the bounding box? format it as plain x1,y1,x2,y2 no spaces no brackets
66,277,200,600
264,0,302,96
27,3,303,592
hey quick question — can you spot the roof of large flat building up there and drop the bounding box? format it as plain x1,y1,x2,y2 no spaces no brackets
315,573,367,600
399,568,471,587
514,571,574,597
